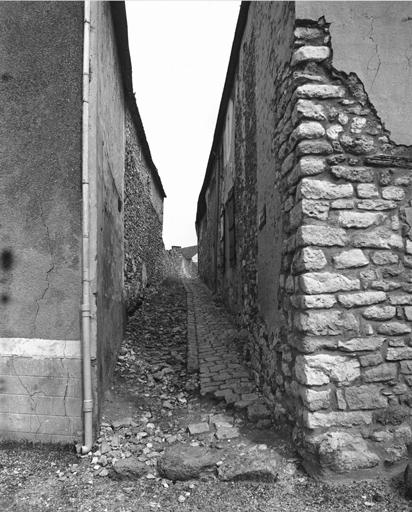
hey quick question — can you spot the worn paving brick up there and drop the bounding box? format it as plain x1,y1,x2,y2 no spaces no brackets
182,278,262,413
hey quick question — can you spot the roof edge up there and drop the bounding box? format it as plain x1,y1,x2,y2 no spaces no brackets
195,1,250,227
110,1,166,199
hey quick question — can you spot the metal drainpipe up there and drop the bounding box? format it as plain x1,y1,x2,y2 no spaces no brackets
81,0,93,455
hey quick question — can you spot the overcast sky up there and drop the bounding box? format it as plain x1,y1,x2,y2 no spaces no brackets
125,1,241,250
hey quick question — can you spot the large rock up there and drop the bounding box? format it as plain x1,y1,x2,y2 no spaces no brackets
330,166,374,182
218,451,279,483
300,272,360,294
377,323,411,335
112,457,148,480
305,432,379,474
338,336,385,352
157,446,220,481
363,363,397,382
337,211,384,229
304,411,372,429
299,387,331,412
362,305,396,320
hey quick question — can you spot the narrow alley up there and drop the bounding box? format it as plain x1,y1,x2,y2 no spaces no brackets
1,276,410,511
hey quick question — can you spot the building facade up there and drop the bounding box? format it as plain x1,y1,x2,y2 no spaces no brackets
0,2,165,447
196,1,412,479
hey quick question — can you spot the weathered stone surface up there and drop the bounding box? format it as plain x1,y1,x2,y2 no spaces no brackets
187,422,210,435
247,403,271,423
296,225,348,247
345,385,387,410
290,200,329,228
341,134,375,154
377,323,411,335
290,294,336,309
400,361,412,374
291,45,330,66
295,310,359,336
357,184,379,198
112,417,133,430
300,272,360,294
353,229,403,250
297,140,333,156
299,179,353,200
382,186,405,201
295,354,360,386
295,84,345,99
375,406,409,425
337,211,384,229
386,347,412,360
371,280,402,291
338,336,385,352
292,100,326,124
330,199,355,209
362,305,396,320
326,124,344,140
157,446,220,481
405,306,412,321
292,247,327,273
357,199,397,210
218,452,278,483
113,457,148,480
359,353,383,367
300,387,331,412
304,411,372,429
305,432,379,474
363,364,397,382
332,249,368,269
389,295,412,305
337,291,386,308
331,166,374,182
290,122,325,146
371,251,399,265
215,426,240,440
289,336,338,354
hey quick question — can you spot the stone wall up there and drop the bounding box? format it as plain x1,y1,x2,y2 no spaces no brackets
197,2,412,479
283,17,412,479
124,108,165,312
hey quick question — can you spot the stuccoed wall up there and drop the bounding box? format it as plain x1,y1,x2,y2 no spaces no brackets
89,2,126,427
0,1,83,442
124,108,165,311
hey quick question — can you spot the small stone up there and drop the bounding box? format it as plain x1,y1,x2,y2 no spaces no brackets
295,310,359,336
297,140,333,156
357,199,397,210
292,247,327,273
353,229,403,250
110,436,120,448
292,100,326,124
295,353,360,386
345,385,388,410
389,295,412,305
289,122,325,146
386,347,412,360
290,294,336,309
112,417,133,430
162,401,174,410
304,411,372,429
330,199,354,209
215,426,240,440
337,211,383,229
187,423,210,435
363,364,397,382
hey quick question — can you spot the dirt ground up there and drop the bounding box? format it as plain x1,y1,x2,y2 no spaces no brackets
1,278,412,511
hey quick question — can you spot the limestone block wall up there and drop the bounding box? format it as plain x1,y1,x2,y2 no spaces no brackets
279,20,412,478
124,108,166,312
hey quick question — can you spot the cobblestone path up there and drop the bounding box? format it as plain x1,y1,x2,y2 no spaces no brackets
183,278,264,413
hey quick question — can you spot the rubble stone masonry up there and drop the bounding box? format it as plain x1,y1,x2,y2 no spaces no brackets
278,19,412,478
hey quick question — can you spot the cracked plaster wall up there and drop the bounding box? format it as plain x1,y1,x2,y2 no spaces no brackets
0,3,83,442
296,1,412,146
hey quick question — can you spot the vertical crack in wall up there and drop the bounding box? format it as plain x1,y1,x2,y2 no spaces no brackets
365,16,381,93
32,201,55,336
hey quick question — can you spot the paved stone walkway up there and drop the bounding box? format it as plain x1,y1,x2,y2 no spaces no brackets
183,277,265,414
